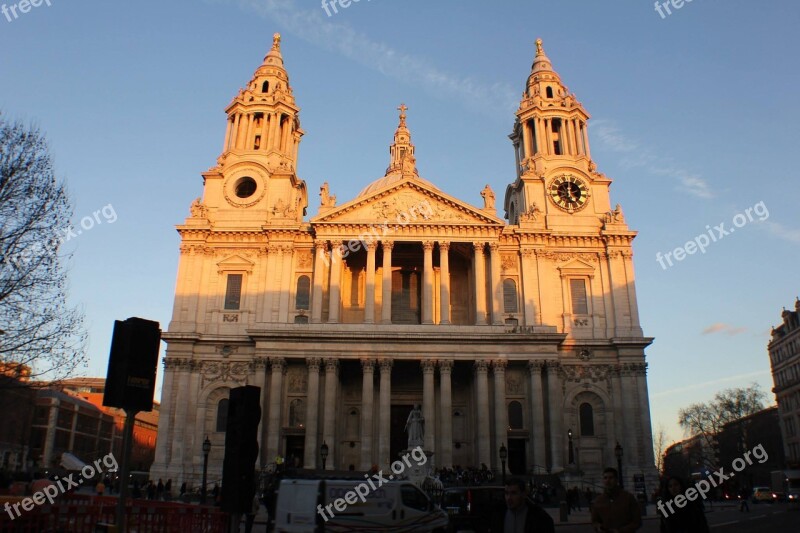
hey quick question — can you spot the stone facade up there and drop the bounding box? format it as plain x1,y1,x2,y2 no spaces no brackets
769,298,800,466
150,35,657,489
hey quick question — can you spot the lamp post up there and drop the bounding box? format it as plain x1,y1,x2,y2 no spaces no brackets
320,441,329,471
614,442,624,489
201,436,211,505
499,443,508,484
568,429,575,465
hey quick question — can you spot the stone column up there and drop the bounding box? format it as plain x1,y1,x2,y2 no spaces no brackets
269,112,280,150
360,359,375,469
520,249,540,326
322,358,339,470
278,246,293,322
232,113,241,150
489,243,503,325
583,122,591,158
311,241,326,323
546,361,564,472
260,112,270,151
328,241,342,323
381,241,394,324
303,358,321,469
223,117,232,152
266,358,286,463
439,242,451,325
422,241,434,324
620,363,641,469
378,359,393,469
522,121,532,159
153,360,176,468
610,364,625,463
438,360,453,468
170,360,191,469
245,113,254,149
364,242,377,323
254,357,268,466
493,360,508,471
473,243,487,325
527,361,547,473
475,360,492,468
422,359,436,452
635,363,656,471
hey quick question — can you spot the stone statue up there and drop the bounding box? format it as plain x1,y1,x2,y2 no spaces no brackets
405,404,424,448
480,184,495,210
189,197,207,218
320,182,336,207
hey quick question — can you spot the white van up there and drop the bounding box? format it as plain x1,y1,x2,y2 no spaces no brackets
274,478,448,532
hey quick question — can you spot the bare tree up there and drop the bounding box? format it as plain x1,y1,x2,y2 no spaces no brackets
0,116,87,385
677,384,766,468
653,424,669,475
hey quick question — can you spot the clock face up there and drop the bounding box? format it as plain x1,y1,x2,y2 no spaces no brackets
548,174,590,212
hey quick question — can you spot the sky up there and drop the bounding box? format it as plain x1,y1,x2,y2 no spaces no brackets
1,0,798,449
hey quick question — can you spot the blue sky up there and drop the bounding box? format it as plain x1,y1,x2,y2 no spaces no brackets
1,0,798,447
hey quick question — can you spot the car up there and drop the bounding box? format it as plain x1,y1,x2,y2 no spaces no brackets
442,486,507,533
752,487,774,503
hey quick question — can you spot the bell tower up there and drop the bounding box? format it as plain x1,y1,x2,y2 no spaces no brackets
504,39,612,229
194,33,308,229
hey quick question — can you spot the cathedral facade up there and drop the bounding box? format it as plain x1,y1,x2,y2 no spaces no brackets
150,35,657,489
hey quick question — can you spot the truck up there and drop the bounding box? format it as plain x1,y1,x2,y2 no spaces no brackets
273,478,449,532
770,470,800,503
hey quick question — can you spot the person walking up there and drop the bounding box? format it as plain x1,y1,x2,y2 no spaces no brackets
590,467,641,533
659,477,709,533
496,477,555,533
738,486,750,512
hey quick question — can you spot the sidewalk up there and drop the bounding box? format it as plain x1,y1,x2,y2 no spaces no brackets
546,504,661,527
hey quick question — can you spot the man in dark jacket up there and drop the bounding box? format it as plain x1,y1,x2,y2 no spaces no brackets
591,467,641,532
499,477,555,533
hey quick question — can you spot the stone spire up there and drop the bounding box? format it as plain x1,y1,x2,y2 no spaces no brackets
386,103,418,177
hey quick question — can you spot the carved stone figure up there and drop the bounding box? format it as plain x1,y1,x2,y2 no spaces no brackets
481,184,496,210
190,197,207,218
320,182,336,207
405,404,424,448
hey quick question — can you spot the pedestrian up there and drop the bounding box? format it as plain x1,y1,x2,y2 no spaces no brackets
180,481,187,500
590,467,641,532
164,479,172,501
659,476,709,533
738,486,750,512
495,477,555,533
95,479,106,496
156,478,164,500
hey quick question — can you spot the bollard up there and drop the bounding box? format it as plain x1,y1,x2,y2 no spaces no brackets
559,501,568,522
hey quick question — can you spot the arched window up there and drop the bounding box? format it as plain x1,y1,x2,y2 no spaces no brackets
546,86,554,98
579,402,594,436
296,275,310,310
261,81,269,93
508,401,523,429
503,279,518,313
216,398,229,432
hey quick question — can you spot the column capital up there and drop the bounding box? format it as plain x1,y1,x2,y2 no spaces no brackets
269,357,287,372
254,357,269,370
306,357,322,372
438,359,454,373
528,360,546,373
361,358,376,372
422,241,435,251
314,240,330,250
489,242,500,253
365,241,378,251
545,359,561,370
379,358,393,373
473,242,486,254
439,241,450,252
474,359,490,373
493,359,508,372
324,358,339,373
330,239,344,248
421,359,437,373
382,240,394,252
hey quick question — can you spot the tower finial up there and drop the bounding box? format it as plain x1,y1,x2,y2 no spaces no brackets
398,103,408,126
535,38,544,56
273,33,281,51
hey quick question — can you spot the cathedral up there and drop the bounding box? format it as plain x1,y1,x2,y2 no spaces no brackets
150,34,657,490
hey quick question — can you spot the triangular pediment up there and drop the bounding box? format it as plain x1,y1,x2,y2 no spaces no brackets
557,258,596,278
216,255,255,274
311,179,504,226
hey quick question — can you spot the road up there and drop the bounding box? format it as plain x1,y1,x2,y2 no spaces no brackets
553,502,800,532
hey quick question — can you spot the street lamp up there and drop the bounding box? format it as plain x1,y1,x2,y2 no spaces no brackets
320,441,329,471
614,442,624,489
568,429,575,465
201,436,211,505
499,443,508,484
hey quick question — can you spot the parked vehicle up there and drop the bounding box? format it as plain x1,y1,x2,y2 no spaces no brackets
441,486,507,533
274,478,448,532
771,469,800,504
752,486,774,503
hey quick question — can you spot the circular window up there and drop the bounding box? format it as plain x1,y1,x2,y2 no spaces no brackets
235,177,257,198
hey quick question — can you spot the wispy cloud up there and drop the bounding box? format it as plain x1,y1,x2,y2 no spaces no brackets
651,370,770,399
225,0,518,116
764,221,800,244
592,120,713,199
702,322,747,336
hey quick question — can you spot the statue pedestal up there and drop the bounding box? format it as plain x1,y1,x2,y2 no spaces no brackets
398,449,433,487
